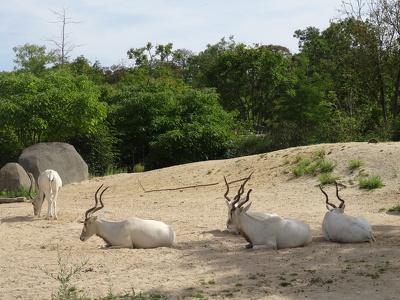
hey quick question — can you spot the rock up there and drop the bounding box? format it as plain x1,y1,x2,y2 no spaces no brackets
368,138,379,144
18,142,88,185
0,163,31,192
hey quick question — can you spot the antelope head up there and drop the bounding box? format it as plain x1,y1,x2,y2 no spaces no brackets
26,171,43,216
80,184,109,241
224,173,253,230
319,181,345,213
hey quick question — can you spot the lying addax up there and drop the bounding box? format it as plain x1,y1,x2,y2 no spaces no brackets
80,185,176,249
224,173,274,234
27,169,62,220
319,182,375,243
225,176,312,249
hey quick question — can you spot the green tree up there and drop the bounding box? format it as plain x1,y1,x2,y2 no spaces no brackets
0,69,107,147
106,78,235,170
294,19,386,141
67,55,105,85
12,44,57,74
127,42,193,81
190,41,295,133
147,88,236,169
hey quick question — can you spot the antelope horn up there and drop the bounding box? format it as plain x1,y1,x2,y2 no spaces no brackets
223,176,231,202
26,172,35,200
92,186,109,215
319,184,336,211
85,184,104,219
236,172,253,200
335,181,345,208
237,189,252,209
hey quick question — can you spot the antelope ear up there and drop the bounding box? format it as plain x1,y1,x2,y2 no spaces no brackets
243,202,251,212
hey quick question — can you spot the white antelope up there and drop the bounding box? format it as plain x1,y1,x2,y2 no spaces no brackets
319,182,375,243
27,169,62,220
225,176,312,250
80,185,176,249
224,173,275,234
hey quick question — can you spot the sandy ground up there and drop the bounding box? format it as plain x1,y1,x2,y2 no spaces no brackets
0,142,399,300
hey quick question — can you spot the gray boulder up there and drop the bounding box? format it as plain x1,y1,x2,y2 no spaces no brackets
18,142,88,185
0,162,31,192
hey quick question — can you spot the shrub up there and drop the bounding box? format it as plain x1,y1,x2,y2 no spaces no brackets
317,173,339,184
348,159,363,170
317,160,336,173
0,185,35,198
290,154,336,177
388,205,400,213
133,163,145,173
358,175,384,190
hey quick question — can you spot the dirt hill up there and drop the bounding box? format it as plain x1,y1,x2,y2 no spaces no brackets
0,142,399,299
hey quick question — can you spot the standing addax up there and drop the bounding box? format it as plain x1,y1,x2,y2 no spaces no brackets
225,175,312,250
80,184,176,249
27,169,62,220
319,182,375,243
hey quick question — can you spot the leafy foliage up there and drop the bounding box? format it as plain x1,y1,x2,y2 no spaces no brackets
358,175,384,190
3,3,400,173
0,69,106,146
107,78,235,170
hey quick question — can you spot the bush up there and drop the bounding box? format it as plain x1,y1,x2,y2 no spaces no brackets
388,205,400,213
358,175,384,190
133,163,145,173
225,135,275,158
317,173,339,184
0,185,35,198
317,160,336,173
290,153,336,177
348,159,363,170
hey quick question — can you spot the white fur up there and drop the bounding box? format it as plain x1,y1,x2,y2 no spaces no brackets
231,202,312,250
80,185,175,249
225,197,275,234
28,169,62,220
322,207,375,243
80,217,176,249
319,183,375,243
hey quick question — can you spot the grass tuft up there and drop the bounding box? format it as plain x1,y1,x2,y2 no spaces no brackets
348,159,363,170
317,173,339,184
0,185,36,198
358,175,384,190
388,205,400,213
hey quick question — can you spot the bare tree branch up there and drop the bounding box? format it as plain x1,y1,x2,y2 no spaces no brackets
137,174,253,193
44,6,84,66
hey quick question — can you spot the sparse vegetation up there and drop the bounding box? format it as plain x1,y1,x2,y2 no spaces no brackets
39,250,89,300
358,175,384,190
104,165,128,176
41,251,169,300
133,163,145,173
348,159,363,170
290,151,336,178
317,172,339,184
388,205,400,213
0,185,36,198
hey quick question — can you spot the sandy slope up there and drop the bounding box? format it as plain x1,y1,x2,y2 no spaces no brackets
0,142,399,300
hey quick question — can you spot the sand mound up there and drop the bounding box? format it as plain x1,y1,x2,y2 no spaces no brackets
1,142,399,299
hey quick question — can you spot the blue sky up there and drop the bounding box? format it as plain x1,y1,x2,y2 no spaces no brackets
0,0,343,71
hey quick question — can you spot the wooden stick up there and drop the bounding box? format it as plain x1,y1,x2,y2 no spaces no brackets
0,197,27,204
137,172,253,193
